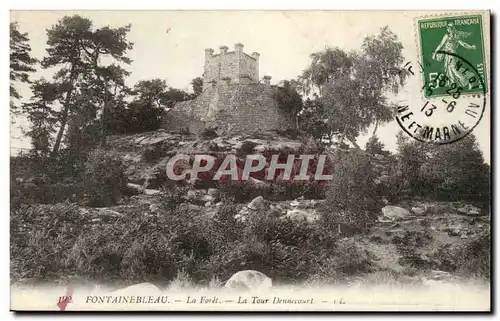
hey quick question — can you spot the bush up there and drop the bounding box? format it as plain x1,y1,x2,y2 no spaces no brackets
431,231,490,280
320,151,381,232
10,203,89,281
199,128,218,140
456,231,490,279
82,149,128,207
141,144,171,163
236,141,258,157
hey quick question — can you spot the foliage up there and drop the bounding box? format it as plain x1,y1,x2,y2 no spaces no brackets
299,27,408,147
274,80,303,130
10,203,89,281
106,79,191,134
10,22,37,113
321,151,380,230
82,149,128,207
11,190,372,286
191,77,204,97
141,143,171,163
200,128,219,140
39,15,133,156
365,136,390,156
392,132,490,203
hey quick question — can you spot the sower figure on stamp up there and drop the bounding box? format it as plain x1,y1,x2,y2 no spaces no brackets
432,23,477,89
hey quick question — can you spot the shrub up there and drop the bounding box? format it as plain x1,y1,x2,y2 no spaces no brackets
82,149,128,207
10,203,89,281
393,231,433,268
320,151,381,232
141,144,170,163
456,231,490,279
431,231,490,280
236,141,258,157
199,128,218,140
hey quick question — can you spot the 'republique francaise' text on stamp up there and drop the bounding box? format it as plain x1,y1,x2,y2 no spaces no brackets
418,14,487,98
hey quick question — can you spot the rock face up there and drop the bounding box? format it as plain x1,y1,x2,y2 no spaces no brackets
381,206,412,221
224,270,272,290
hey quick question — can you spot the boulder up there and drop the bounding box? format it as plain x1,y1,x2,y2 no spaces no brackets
137,134,172,146
149,203,161,213
97,208,124,218
179,202,203,212
144,189,160,196
207,188,219,199
286,209,320,224
457,204,482,216
202,194,215,202
381,205,412,221
127,183,144,193
224,270,272,290
247,196,267,211
412,207,426,215
187,190,197,201
108,282,162,296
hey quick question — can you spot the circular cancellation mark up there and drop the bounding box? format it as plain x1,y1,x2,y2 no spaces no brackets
396,50,486,145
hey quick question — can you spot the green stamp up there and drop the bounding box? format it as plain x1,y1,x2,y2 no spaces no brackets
418,14,487,98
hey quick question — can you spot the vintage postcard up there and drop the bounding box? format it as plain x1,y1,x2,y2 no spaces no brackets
10,10,491,312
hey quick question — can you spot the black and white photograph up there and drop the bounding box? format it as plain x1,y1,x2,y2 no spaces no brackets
9,10,491,311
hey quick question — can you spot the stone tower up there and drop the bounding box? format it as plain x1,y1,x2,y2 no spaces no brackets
163,43,292,135
203,43,262,89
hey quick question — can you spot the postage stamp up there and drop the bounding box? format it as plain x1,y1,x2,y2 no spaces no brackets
417,14,487,98
394,12,489,145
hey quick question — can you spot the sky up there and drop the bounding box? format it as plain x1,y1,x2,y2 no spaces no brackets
9,10,491,162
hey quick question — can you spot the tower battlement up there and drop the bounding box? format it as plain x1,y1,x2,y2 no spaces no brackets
203,43,264,89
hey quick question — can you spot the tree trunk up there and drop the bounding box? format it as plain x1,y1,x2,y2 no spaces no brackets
51,61,78,159
100,81,109,147
372,119,379,137
50,88,73,159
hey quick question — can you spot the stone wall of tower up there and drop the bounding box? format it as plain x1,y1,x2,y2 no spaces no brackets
203,43,259,89
163,83,294,135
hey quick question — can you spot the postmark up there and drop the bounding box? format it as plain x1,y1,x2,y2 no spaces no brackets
396,14,487,145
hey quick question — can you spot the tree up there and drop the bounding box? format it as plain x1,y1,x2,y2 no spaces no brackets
191,77,203,97
10,22,37,114
274,80,303,130
300,26,408,148
420,135,490,202
22,79,61,158
42,15,133,157
365,136,389,156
